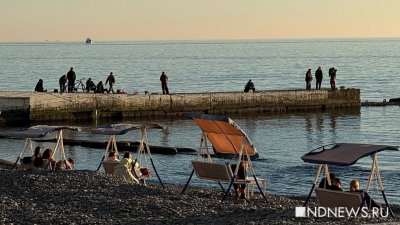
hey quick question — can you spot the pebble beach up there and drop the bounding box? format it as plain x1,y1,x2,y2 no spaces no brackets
0,160,399,225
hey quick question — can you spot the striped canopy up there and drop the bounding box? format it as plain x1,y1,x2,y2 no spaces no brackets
301,143,398,166
91,123,166,135
11,125,81,139
189,113,259,158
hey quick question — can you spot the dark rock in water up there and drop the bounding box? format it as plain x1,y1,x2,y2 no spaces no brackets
33,138,194,155
175,147,197,153
389,97,400,103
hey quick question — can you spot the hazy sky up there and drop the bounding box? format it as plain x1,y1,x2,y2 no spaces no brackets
1,0,399,41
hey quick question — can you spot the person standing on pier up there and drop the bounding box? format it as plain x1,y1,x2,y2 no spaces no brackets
315,66,323,90
329,67,337,90
67,67,76,93
59,75,67,93
305,68,313,90
160,71,169,94
105,72,115,93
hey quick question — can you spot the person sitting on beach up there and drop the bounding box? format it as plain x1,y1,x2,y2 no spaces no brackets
21,146,43,169
105,151,119,162
244,79,255,92
318,173,343,191
34,79,47,92
55,158,74,170
33,146,42,160
329,178,343,191
230,161,248,201
86,78,96,93
113,152,139,184
21,146,42,166
40,148,56,170
349,179,380,209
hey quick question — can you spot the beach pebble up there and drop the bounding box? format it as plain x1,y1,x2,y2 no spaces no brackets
0,169,399,224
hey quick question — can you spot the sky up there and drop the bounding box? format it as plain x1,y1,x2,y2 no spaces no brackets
1,0,399,42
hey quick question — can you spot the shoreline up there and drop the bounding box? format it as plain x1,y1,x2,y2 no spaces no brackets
1,161,399,224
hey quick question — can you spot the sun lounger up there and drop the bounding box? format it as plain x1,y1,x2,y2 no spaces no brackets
20,158,34,169
315,188,364,209
192,161,234,183
191,161,260,194
102,161,120,175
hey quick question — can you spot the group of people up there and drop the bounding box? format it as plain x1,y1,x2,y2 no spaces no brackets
318,173,380,209
35,68,171,95
57,68,116,94
305,66,337,90
35,66,341,94
105,151,147,185
21,146,74,170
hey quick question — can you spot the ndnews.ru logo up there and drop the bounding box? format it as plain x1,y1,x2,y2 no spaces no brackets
295,207,389,218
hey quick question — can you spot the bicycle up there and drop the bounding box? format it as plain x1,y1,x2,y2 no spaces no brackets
74,77,86,92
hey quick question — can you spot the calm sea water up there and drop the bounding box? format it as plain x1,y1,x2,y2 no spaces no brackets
1,39,400,100
0,39,399,204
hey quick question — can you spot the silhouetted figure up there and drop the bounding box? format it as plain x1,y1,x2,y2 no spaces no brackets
329,67,337,90
67,67,76,93
105,72,116,93
305,68,312,90
86,78,96,93
315,66,323,90
34,79,46,92
96,81,108,93
244,79,255,92
59,75,67,93
160,71,169,94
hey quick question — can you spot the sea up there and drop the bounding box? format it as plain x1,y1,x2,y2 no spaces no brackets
0,38,399,204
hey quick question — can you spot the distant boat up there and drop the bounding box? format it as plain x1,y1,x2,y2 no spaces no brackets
85,38,92,44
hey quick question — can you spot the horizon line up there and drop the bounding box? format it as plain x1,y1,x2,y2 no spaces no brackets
1,36,400,43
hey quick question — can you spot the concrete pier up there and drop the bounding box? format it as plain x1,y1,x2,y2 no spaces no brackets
0,89,360,123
